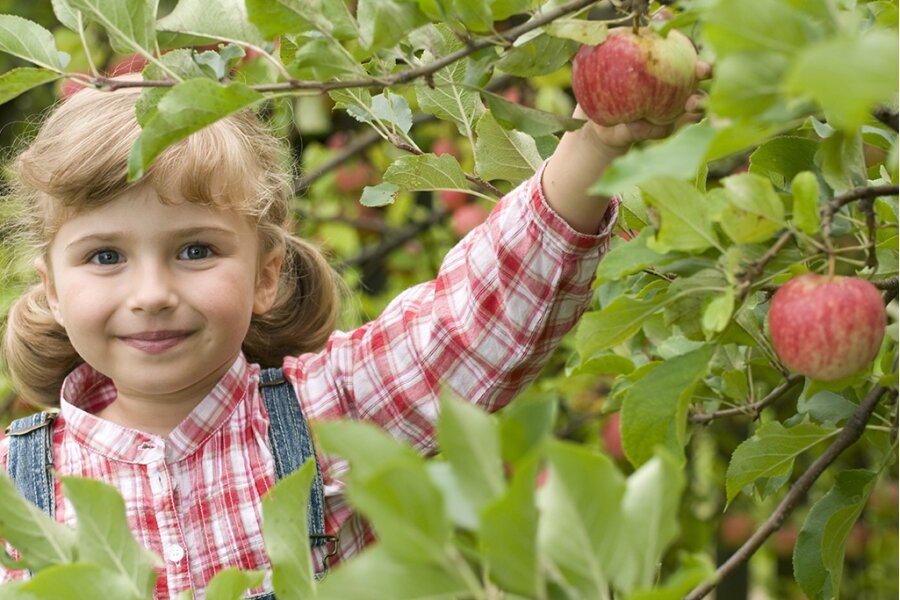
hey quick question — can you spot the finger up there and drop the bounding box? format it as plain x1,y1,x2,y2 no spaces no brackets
685,92,707,114
695,60,713,81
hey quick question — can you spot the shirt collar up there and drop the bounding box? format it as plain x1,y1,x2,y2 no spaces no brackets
59,355,251,463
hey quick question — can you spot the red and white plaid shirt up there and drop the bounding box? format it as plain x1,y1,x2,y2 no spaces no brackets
1,166,617,599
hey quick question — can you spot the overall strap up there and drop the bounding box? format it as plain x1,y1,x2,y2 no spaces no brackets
258,368,332,556
4,408,60,518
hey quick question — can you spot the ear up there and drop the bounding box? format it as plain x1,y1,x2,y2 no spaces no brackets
253,246,284,314
35,257,64,327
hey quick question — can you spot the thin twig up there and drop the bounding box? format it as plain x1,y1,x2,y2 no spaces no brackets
821,184,899,243
84,0,605,95
337,206,451,271
685,381,898,600
690,375,803,425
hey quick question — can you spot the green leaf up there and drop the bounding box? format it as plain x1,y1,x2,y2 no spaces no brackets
128,79,263,180
498,394,556,464
0,474,78,572
496,32,577,77
718,173,785,244
316,546,468,600
595,229,676,283
797,390,857,427
610,451,686,593
281,36,359,80
316,420,452,564
545,19,607,45
791,171,821,235
474,111,543,184
592,123,717,197
785,31,900,131
704,0,816,55
539,440,625,598
262,460,317,600
749,136,818,188
415,34,485,137
701,290,735,337
204,568,265,600
157,0,265,46
345,462,452,564
620,345,714,467
479,454,541,596
383,154,468,193
437,392,505,516
0,15,67,71
626,553,715,600
817,129,866,193
359,182,401,207
0,68,60,105
575,293,667,357
708,51,790,119
19,564,138,600
356,0,428,51
725,421,836,504
640,177,721,253
60,477,160,599
482,90,582,137
794,470,876,600
314,420,421,480
67,0,155,55
346,91,413,135
246,0,357,40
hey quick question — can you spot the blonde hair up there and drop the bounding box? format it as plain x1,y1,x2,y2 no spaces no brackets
2,85,343,405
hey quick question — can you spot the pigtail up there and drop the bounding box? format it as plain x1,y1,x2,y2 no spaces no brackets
2,284,81,405
243,235,344,366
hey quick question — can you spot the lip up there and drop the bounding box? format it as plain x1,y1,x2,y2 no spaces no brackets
118,330,194,354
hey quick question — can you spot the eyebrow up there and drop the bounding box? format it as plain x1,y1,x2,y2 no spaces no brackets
65,226,241,250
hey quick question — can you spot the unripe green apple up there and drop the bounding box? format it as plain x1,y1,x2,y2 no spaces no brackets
769,274,886,381
571,27,698,126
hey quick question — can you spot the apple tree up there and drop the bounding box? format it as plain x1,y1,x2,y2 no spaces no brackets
0,0,897,599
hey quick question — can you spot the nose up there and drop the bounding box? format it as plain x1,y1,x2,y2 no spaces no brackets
126,261,179,313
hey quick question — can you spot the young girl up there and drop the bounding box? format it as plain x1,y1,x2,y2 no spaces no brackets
0,66,705,598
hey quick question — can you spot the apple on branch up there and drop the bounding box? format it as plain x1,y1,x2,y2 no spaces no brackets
768,274,886,381
571,26,698,126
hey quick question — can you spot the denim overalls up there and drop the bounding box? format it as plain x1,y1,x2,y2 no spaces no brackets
4,368,335,600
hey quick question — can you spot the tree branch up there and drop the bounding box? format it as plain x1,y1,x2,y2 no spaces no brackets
690,375,803,425
86,0,605,95
685,380,898,600
336,206,451,272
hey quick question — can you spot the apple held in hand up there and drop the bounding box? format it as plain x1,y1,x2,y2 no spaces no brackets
769,274,886,381
571,27,698,126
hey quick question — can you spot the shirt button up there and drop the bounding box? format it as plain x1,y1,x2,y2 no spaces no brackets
164,544,185,563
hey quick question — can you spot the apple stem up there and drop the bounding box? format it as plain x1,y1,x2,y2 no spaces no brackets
827,253,837,280
632,0,646,34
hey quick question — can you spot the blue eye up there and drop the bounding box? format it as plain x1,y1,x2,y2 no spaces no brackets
179,244,212,260
90,249,122,265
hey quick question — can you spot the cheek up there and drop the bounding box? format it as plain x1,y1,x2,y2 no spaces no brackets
191,269,259,323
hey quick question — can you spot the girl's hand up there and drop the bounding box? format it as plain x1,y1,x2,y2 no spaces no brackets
578,59,714,153
542,59,712,235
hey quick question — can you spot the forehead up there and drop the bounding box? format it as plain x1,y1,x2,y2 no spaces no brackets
51,184,258,246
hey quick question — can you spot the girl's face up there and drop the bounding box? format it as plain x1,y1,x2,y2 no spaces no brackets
39,185,282,405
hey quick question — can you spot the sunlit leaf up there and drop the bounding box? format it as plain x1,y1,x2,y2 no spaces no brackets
0,15,67,71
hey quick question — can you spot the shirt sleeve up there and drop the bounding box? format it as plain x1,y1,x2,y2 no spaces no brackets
283,162,618,456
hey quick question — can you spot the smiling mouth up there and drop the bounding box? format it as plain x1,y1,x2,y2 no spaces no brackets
119,330,194,354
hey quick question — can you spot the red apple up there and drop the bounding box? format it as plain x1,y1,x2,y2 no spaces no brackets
769,274,885,381
719,513,755,549
451,204,489,236
106,53,148,77
571,27,698,126
59,76,86,99
601,412,625,460
438,190,469,211
431,138,461,160
334,163,373,194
